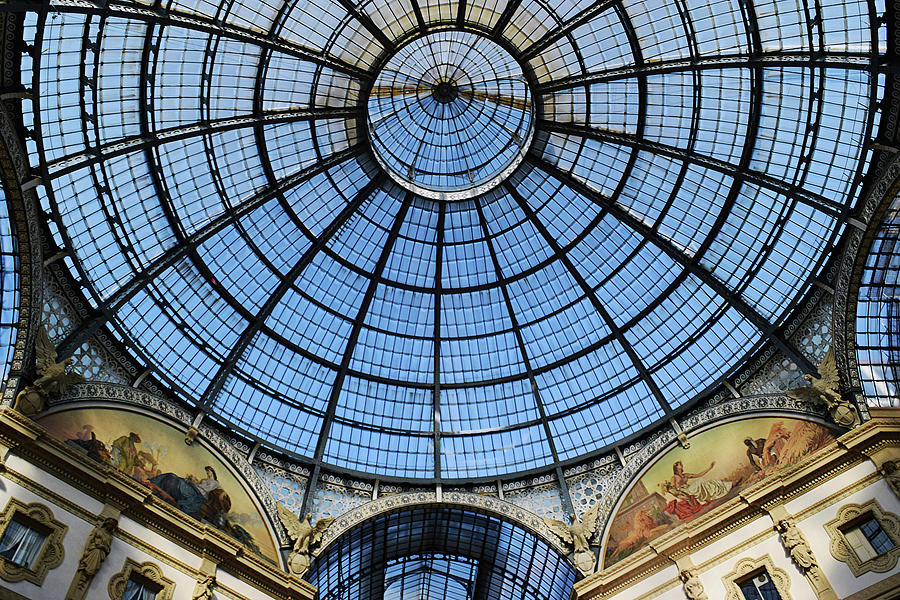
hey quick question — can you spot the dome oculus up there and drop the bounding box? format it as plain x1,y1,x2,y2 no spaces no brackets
366,30,535,201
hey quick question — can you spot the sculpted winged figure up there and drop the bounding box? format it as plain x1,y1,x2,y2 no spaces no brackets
276,503,334,576
14,327,84,416
786,348,858,427
543,503,601,576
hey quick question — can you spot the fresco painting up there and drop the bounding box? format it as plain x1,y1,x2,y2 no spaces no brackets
603,417,836,567
39,407,278,561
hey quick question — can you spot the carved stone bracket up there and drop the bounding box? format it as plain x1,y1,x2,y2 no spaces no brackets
65,508,119,600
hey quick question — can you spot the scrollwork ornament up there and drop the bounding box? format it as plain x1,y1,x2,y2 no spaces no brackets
0,499,67,586
107,559,174,600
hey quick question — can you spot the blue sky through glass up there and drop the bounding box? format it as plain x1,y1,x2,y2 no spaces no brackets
20,0,886,480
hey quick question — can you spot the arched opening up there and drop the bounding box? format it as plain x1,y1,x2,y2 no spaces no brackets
308,505,576,600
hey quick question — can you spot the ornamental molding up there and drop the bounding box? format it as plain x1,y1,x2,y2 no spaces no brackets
315,491,570,559
45,383,287,545
0,497,67,586
594,397,828,544
825,499,900,576
574,413,900,600
833,151,900,408
107,558,174,600
0,12,43,403
722,555,792,600
43,384,832,559
0,406,318,599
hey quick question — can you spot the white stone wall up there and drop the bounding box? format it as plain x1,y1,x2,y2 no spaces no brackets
796,465,900,599
0,454,98,600
4,441,900,600
0,451,286,600
595,462,897,600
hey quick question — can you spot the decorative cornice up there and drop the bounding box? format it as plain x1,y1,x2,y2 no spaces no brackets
0,406,315,600
47,383,288,546
574,411,900,600
842,570,900,600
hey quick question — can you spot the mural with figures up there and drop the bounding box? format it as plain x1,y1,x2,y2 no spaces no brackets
39,407,278,561
603,416,836,568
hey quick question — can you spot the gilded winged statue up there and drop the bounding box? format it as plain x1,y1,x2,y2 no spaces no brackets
787,348,858,427
276,503,334,576
13,327,84,416
543,503,601,576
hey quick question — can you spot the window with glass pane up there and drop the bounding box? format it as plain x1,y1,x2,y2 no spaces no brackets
0,514,47,569
738,570,781,600
843,516,895,562
123,574,161,600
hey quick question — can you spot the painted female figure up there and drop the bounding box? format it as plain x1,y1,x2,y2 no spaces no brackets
196,466,221,497
662,460,733,519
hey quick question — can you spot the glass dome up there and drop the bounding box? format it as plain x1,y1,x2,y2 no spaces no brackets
23,0,885,480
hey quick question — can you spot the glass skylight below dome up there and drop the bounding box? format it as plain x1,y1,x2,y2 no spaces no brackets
24,0,885,481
